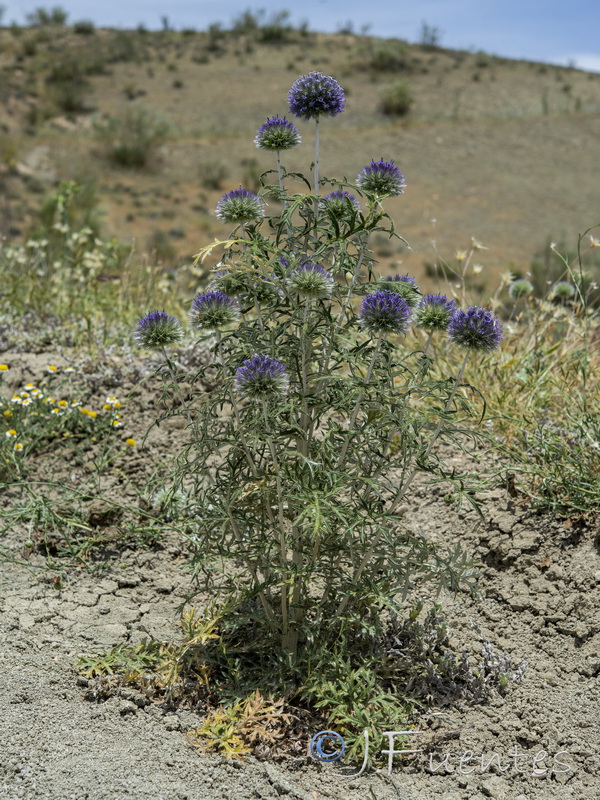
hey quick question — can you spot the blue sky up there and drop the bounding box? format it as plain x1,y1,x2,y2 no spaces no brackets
9,0,600,71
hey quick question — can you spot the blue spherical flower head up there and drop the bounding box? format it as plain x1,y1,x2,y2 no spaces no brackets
190,291,240,331
319,191,360,221
356,159,405,198
255,116,301,151
378,274,421,308
288,261,334,299
234,354,290,399
448,306,503,352
415,294,457,330
508,279,534,300
288,72,345,120
359,290,412,336
135,311,183,349
215,187,264,225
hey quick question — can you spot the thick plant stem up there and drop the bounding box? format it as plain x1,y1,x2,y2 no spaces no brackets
336,350,471,617
276,150,284,193
262,401,292,657
313,119,320,236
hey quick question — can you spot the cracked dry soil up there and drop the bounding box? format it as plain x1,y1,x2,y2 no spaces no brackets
1,350,599,800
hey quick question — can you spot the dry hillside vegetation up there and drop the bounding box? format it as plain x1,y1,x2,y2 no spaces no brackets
1,21,599,288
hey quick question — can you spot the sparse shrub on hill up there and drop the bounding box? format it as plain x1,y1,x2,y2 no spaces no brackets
230,9,303,44
45,54,91,113
94,104,171,169
419,20,443,49
380,80,414,116
364,39,410,72
73,20,95,36
26,6,68,26
198,161,229,190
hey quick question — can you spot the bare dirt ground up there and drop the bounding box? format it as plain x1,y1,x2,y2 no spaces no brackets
1,349,599,800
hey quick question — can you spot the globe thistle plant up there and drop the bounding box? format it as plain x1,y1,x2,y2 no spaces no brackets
215,187,264,225
135,311,183,350
190,291,240,331
447,306,503,352
358,290,412,336
319,191,360,220
138,68,506,674
378,274,421,308
415,294,457,330
356,159,406,198
287,261,334,299
234,354,290,399
255,116,301,151
508,279,534,301
287,72,345,120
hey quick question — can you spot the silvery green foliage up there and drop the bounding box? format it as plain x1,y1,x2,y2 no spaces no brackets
145,74,500,661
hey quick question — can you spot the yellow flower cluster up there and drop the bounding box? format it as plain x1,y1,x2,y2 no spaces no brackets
1,370,132,453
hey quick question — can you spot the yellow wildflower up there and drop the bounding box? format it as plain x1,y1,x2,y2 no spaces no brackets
47,365,58,373
5,429,17,437
126,438,136,447
0,364,8,371
14,442,23,451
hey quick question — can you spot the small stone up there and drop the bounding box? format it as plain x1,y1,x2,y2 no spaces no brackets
117,573,140,588
481,776,508,799
511,527,541,550
119,701,137,716
546,565,565,581
164,715,180,731
508,595,530,612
